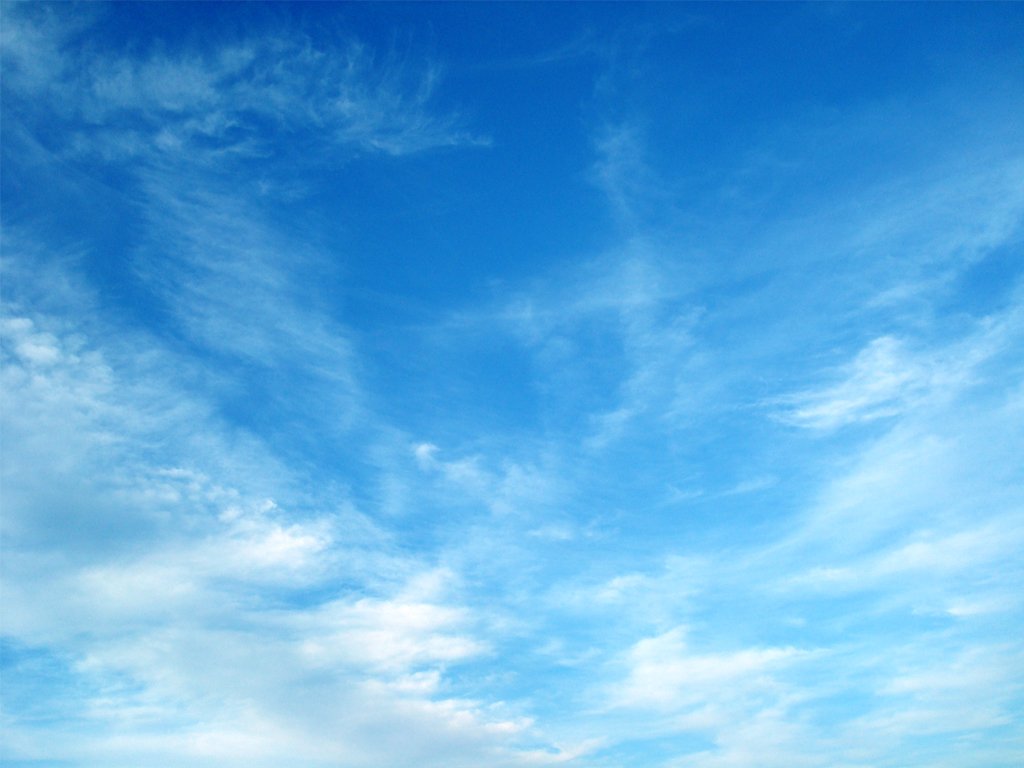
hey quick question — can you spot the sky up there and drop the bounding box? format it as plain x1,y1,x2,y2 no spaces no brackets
2,3,1023,766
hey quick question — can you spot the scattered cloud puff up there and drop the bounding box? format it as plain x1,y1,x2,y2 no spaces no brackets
611,627,804,712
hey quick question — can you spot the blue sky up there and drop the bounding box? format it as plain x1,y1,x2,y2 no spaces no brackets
2,3,1023,766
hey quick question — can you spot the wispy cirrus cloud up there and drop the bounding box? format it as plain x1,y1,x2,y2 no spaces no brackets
775,285,1024,431
0,209,575,764
775,335,930,429
0,261,571,768
1,4,486,164
1,11,516,760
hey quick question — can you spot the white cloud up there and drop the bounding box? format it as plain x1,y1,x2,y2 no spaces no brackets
2,5,486,163
612,627,805,712
0,257,564,767
777,298,1023,432
592,123,653,222
781,516,1024,606
778,336,926,429
412,440,560,518
298,588,487,674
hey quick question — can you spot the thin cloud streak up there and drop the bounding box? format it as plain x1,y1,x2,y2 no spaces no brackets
2,5,486,163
